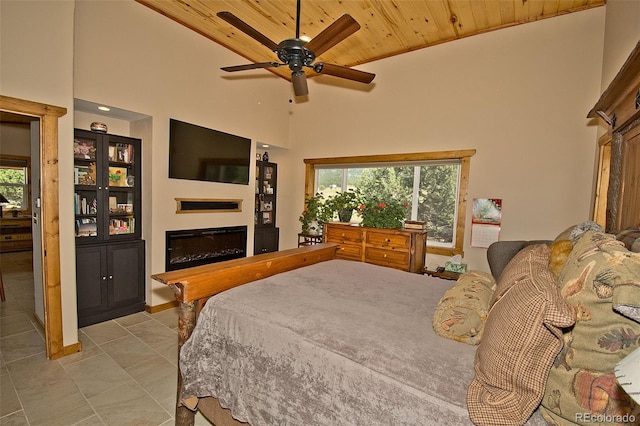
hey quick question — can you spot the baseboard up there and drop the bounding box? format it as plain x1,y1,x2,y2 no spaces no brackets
145,300,179,314
49,342,82,360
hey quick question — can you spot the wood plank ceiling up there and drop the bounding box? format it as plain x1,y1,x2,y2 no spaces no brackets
136,0,605,83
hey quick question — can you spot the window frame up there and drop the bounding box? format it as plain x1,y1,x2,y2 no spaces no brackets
304,150,475,257
0,154,31,215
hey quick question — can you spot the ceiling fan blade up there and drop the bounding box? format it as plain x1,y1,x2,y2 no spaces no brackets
221,62,281,72
217,11,280,52
305,14,360,57
313,63,375,84
291,71,309,96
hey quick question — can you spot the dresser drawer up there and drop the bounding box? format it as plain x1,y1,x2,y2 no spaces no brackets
365,247,410,270
335,243,363,261
365,231,411,250
325,225,363,243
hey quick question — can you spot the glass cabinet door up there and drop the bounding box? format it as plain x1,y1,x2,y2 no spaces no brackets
74,135,100,240
74,130,141,243
254,162,276,228
106,137,137,238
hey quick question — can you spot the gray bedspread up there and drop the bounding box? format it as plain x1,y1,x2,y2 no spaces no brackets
180,259,546,425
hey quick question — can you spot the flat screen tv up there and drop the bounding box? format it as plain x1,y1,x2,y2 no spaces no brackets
169,118,251,185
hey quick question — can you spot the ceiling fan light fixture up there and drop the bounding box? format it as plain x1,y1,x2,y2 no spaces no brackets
291,70,308,96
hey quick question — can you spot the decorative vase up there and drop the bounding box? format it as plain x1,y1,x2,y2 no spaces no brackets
338,208,353,222
307,220,320,235
90,122,108,133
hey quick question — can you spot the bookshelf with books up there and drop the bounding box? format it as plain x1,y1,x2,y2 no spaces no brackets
254,161,279,254
73,129,145,326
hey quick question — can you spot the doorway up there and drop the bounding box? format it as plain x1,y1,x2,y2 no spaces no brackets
0,95,67,359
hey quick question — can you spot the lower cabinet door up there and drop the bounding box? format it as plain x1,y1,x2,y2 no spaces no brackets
76,240,145,327
108,240,145,309
76,244,108,318
254,228,279,255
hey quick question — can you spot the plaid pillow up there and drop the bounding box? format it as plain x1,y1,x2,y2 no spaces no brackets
467,244,575,425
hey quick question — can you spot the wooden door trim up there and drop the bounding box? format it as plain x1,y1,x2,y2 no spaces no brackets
0,95,67,359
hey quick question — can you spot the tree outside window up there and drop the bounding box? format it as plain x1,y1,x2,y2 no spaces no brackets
305,150,474,256
316,164,458,247
0,156,30,213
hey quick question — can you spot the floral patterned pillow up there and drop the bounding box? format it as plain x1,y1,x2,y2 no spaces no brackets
540,231,640,425
432,271,495,345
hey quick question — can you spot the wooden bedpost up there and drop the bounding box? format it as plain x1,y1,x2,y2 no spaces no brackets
176,300,197,425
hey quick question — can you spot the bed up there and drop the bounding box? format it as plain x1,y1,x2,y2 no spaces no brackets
152,243,546,425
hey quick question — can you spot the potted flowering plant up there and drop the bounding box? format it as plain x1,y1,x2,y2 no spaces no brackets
324,189,362,223
358,197,409,229
299,193,330,235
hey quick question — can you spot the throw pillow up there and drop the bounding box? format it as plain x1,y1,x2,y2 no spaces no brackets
616,227,640,253
540,231,640,425
549,239,574,279
555,221,603,243
467,244,575,426
432,271,496,345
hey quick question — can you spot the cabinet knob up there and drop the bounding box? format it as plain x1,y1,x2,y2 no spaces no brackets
383,254,388,258
385,238,391,242
102,276,107,280
109,275,113,279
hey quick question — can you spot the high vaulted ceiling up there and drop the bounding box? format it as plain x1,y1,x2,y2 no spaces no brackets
136,0,605,83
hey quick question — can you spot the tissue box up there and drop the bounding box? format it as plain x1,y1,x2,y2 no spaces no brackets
444,262,467,273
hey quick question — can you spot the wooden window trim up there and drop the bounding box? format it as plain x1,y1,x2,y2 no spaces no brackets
304,150,476,257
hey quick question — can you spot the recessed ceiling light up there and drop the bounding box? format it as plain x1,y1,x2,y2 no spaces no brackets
98,106,111,112
262,144,270,148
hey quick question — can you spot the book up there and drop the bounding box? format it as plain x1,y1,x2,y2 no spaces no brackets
403,220,427,230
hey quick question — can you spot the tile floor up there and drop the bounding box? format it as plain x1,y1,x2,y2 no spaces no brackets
0,251,212,425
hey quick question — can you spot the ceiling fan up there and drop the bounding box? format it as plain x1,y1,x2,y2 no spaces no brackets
217,0,375,96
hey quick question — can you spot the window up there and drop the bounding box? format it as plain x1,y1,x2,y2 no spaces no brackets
304,150,475,256
0,155,30,213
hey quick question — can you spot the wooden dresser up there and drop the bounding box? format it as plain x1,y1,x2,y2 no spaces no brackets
0,217,33,253
324,222,427,273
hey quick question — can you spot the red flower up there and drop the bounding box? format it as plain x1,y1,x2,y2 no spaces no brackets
378,202,386,208
403,202,409,207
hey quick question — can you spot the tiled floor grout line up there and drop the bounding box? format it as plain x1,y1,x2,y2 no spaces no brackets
1,251,182,425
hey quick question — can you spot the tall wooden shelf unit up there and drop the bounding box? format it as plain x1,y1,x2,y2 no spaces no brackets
254,161,279,255
73,129,145,327
589,41,640,232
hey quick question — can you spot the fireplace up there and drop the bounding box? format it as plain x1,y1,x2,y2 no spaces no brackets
166,226,247,271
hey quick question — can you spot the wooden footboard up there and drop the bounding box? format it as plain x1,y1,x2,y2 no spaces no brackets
151,243,338,426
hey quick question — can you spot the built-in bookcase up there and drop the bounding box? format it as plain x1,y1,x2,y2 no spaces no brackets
74,128,145,327
254,161,279,254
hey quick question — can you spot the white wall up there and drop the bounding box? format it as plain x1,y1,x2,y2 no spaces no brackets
281,7,607,271
1,0,77,345
600,0,640,90
72,0,292,306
